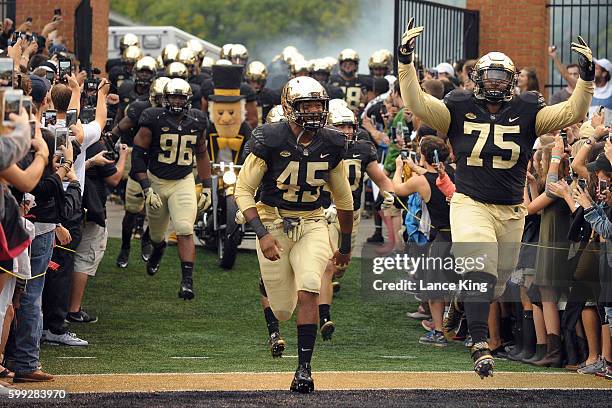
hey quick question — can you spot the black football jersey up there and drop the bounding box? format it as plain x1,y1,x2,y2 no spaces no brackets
321,139,378,210
330,74,367,111
123,100,152,146
139,107,208,180
250,122,347,211
108,64,131,94
323,83,345,100
257,88,281,125
445,90,545,205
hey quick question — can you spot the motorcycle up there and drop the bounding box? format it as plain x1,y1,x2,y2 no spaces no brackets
194,162,254,269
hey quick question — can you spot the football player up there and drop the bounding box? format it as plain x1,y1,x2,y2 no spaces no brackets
245,61,281,126
318,104,396,340
115,56,157,125
368,49,393,78
397,18,594,377
166,61,205,112
311,59,345,100
330,49,367,112
131,78,212,299
235,77,354,393
107,34,140,92
114,77,171,268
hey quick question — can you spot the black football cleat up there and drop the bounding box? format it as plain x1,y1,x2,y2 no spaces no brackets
146,242,166,276
268,332,286,358
471,341,495,379
320,320,335,341
116,248,129,268
290,363,314,394
141,240,153,263
178,277,195,300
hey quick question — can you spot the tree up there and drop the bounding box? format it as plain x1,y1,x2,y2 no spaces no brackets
111,0,359,60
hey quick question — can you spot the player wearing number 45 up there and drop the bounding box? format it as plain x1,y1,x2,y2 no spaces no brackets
398,18,594,378
131,78,212,300
235,76,354,394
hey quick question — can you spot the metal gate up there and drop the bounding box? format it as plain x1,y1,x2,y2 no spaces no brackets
0,0,15,22
393,0,479,72
547,0,612,99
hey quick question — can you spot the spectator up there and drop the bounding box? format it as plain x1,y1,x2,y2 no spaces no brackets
551,64,580,105
518,67,540,93
590,58,611,119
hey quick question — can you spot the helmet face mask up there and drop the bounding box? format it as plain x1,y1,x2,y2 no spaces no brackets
471,52,517,103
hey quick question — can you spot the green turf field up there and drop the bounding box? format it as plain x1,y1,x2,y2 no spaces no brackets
40,238,551,374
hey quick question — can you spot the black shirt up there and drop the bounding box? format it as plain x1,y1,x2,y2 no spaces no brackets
84,141,118,226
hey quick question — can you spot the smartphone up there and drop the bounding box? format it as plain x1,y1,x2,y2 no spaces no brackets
433,149,440,165
3,90,21,124
44,68,55,83
400,149,409,160
0,58,13,87
66,109,78,127
58,59,71,83
21,96,32,117
26,17,33,23
390,127,397,144
54,8,62,16
561,130,568,148
599,179,609,194
54,127,68,154
577,178,588,191
44,109,57,127
409,151,418,162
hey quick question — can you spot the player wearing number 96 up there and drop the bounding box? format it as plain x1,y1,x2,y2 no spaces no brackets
131,78,212,300
235,76,354,394
398,18,594,378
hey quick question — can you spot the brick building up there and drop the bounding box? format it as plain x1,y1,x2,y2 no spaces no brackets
15,0,109,72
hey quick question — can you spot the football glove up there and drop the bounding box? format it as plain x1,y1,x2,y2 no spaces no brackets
570,35,594,81
235,209,245,225
197,187,212,212
144,188,162,210
324,205,337,223
398,17,424,64
381,191,397,210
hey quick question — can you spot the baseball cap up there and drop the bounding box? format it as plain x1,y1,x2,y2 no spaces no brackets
30,75,51,104
594,58,612,74
586,152,612,173
435,62,455,77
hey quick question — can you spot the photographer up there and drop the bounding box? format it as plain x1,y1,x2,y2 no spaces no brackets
68,134,128,324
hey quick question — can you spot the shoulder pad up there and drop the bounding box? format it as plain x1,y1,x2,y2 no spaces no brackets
518,90,546,108
139,107,165,127
320,127,347,147
118,80,135,97
355,128,371,142
444,89,472,104
187,109,208,125
258,122,289,148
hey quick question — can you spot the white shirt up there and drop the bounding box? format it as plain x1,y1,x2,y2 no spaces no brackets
590,80,612,125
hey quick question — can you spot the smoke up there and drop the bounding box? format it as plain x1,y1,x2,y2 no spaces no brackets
256,0,394,74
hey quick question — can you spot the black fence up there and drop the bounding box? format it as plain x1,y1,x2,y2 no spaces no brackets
547,0,612,99
393,0,479,71
0,0,15,22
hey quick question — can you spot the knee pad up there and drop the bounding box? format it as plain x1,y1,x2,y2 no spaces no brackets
173,219,194,236
459,271,497,303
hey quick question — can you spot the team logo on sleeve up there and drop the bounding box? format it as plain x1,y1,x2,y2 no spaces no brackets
465,112,477,120
280,151,291,158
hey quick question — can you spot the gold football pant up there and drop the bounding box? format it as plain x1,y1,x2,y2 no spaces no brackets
449,193,526,299
125,176,145,214
147,171,197,243
256,218,332,321
327,211,361,252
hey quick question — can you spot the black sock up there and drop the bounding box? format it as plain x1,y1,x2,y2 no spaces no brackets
142,227,150,244
135,213,145,231
121,212,137,249
318,304,331,327
461,272,496,345
181,262,194,280
297,324,317,365
263,307,279,335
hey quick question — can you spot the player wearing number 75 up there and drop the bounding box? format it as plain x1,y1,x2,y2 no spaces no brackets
131,78,212,300
397,18,594,379
235,76,354,394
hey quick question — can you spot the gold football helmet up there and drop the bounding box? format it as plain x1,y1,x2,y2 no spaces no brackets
328,98,349,112
119,33,139,51
338,48,359,64
368,49,393,74
186,39,206,59
311,59,331,74
161,44,180,66
216,59,232,66
229,44,248,65
150,76,171,107
290,58,311,77
471,52,517,103
163,78,192,113
201,56,216,69
156,55,164,70
178,47,198,67
245,61,268,83
328,104,357,138
134,56,157,86
281,76,329,131
122,45,143,64
220,44,234,60
266,105,285,123
166,62,189,79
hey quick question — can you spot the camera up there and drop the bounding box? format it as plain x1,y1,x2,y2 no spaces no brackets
102,133,119,161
